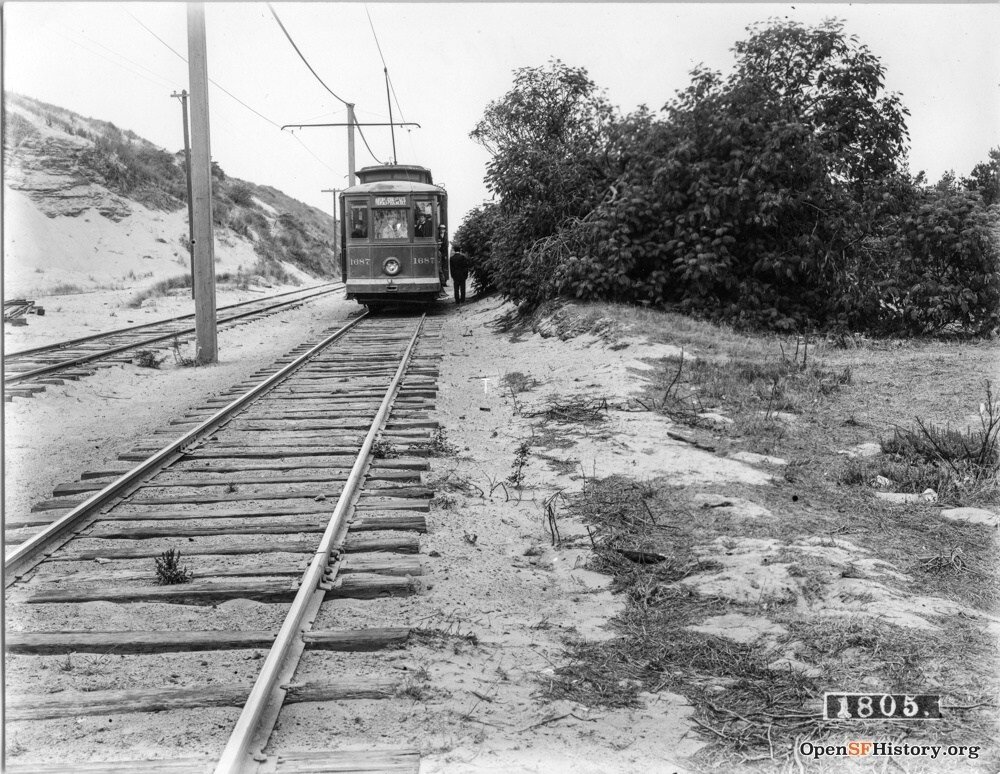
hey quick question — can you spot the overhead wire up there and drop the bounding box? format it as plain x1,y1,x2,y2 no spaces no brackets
289,132,338,173
266,3,348,106
364,5,406,163
125,9,337,172
364,8,408,127
265,3,383,164
127,9,283,129
52,26,177,90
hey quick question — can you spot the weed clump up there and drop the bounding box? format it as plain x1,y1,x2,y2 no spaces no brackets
412,429,458,456
171,337,198,368
840,381,1000,504
502,371,540,394
371,438,398,459
154,549,193,585
133,349,166,369
642,340,851,433
127,274,192,308
507,440,531,488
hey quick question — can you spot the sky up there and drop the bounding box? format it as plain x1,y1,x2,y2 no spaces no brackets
3,2,998,228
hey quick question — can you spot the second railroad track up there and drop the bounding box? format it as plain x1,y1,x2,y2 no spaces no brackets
4,281,345,400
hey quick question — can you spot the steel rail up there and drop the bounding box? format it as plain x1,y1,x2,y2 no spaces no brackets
4,284,345,386
214,314,426,774
6,282,342,359
3,312,368,585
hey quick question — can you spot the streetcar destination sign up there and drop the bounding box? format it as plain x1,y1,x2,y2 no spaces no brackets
374,196,407,206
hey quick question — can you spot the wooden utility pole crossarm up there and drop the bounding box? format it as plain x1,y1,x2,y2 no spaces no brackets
186,2,218,364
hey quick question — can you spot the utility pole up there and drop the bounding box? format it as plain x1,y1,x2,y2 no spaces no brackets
346,103,357,186
321,187,339,267
171,89,196,299
186,2,217,364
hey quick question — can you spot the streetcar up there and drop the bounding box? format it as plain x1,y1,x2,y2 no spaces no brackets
339,164,447,311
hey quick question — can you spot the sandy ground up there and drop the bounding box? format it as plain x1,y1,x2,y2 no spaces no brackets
3,286,359,523
6,289,996,771
3,289,771,771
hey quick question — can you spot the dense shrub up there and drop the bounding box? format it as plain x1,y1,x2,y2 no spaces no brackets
453,202,501,293
79,125,186,209
876,189,1000,334
963,148,999,207
228,181,254,207
469,59,618,306
4,112,38,148
458,20,999,337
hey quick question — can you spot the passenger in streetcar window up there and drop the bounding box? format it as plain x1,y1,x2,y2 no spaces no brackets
414,203,433,237
350,206,368,238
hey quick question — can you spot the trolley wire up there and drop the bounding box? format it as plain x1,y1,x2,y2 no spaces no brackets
127,9,283,130
364,5,412,163
52,26,176,90
364,6,408,126
265,3,384,164
125,9,337,173
266,3,349,106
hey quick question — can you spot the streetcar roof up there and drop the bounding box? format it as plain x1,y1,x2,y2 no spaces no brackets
341,181,445,196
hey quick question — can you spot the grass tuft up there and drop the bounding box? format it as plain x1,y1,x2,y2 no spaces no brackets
154,549,193,585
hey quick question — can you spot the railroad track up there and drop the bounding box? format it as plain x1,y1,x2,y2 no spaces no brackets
5,311,443,773
4,282,345,401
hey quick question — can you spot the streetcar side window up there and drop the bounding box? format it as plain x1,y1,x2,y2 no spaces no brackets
373,208,409,240
414,201,433,238
350,204,368,239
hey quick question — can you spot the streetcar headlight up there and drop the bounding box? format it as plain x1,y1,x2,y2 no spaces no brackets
382,257,401,276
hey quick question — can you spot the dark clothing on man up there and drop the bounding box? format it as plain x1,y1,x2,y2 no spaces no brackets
450,251,470,303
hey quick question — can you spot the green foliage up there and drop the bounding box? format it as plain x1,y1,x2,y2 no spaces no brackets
79,125,187,209
557,18,913,330
154,549,193,585
3,112,37,148
453,202,501,293
133,349,166,369
228,180,254,207
962,148,1000,207
469,59,618,306
876,188,1000,335
459,20,999,337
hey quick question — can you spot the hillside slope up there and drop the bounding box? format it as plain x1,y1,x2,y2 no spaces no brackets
3,93,338,297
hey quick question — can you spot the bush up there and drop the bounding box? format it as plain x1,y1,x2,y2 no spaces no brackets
4,112,37,148
228,180,254,207
453,202,501,293
459,22,999,338
78,126,186,209
875,189,1000,335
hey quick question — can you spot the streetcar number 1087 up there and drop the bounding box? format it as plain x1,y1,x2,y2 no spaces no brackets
823,693,941,720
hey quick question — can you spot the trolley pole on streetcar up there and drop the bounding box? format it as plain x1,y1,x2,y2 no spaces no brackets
186,2,218,364
171,89,196,300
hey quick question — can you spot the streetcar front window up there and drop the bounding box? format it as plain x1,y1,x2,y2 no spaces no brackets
350,204,368,239
373,208,408,240
414,201,433,238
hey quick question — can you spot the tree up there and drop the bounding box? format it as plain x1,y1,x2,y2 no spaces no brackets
453,202,501,294
963,148,1000,207
556,18,913,329
468,60,618,304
